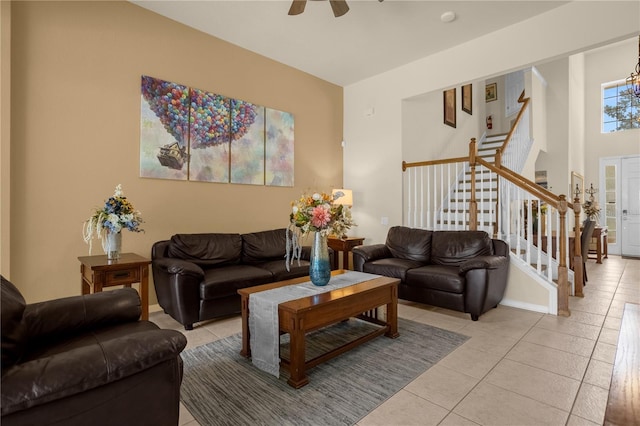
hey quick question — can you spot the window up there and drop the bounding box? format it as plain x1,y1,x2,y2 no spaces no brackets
602,80,640,132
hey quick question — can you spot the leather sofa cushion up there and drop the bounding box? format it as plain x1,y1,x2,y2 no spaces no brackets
200,265,273,299
406,265,465,293
362,258,425,283
168,233,242,267
1,277,26,373
242,228,288,264
431,231,493,267
257,259,311,282
386,226,433,263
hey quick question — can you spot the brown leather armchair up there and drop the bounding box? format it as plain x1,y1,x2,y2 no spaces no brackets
1,276,187,426
353,227,510,320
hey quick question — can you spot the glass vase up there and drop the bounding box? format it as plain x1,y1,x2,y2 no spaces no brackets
105,231,122,260
309,232,331,286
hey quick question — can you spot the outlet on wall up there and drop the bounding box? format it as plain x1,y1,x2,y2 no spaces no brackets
381,216,389,225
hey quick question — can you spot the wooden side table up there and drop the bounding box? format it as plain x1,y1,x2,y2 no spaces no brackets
327,236,365,270
78,253,151,320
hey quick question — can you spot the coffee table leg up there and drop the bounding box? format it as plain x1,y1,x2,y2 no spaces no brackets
287,321,309,388
240,295,251,357
385,286,400,338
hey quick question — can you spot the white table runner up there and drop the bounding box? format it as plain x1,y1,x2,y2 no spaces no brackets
248,271,380,377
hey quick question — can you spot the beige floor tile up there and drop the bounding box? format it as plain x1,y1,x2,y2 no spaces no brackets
183,327,219,350
583,359,614,389
438,345,504,380
438,413,480,426
453,382,569,426
149,311,185,330
201,315,242,338
357,389,448,426
570,298,612,316
535,315,601,340
179,402,196,426
459,317,534,341
523,327,596,358
484,359,580,411
506,341,589,380
411,309,470,333
397,301,432,320
597,327,620,346
605,305,625,319
613,293,640,304
404,364,479,410
559,310,605,327
591,341,617,364
571,383,609,424
456,328,519,356
567,414,602,426
612,285,639,296
602,315,622,330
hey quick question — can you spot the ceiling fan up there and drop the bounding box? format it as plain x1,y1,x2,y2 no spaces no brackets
288,0,350,18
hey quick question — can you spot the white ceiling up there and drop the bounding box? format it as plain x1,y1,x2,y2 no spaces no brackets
131,0,568,86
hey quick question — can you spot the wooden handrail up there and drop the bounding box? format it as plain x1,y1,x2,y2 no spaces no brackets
500,90,530,155
402,157,468,171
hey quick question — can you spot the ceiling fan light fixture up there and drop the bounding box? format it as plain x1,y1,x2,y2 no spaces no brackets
330,0,349,17
288,0,306,16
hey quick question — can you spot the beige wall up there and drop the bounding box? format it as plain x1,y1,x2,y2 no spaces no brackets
6,1,343,303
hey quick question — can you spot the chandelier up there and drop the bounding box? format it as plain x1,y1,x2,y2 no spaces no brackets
627,36,640,100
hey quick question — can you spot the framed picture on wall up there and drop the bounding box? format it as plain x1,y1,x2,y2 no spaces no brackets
462,84,472,115
443,88,456,128
485,83,497,102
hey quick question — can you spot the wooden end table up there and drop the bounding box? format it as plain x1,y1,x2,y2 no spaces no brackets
78,253,151,320
327,236,365,270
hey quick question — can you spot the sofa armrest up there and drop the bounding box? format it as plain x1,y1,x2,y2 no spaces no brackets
154,257,204,279
459,255,507,275
0,328,186,416
23,288,141,341
352,244,392,271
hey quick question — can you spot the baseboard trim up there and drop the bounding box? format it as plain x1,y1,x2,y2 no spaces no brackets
499,298,551,314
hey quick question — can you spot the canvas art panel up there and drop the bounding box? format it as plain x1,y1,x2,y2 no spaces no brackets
230,100,265,185
265,108,294,187
188,88,231,183
139,75,294,186
140,76,189,180
462,84,472,115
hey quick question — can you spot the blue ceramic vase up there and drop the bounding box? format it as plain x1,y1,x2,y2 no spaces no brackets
309,232,331,286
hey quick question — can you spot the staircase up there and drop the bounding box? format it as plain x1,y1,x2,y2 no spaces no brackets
402,91,584,317
438,133,506,233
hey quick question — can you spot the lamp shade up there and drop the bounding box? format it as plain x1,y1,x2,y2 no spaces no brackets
332,189,353,206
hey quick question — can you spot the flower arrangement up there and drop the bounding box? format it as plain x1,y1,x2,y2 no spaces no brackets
583,199,601,220
286,191,355,267
82,184,144,254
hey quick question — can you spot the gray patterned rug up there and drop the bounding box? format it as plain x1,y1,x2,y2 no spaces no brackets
180,318,468,426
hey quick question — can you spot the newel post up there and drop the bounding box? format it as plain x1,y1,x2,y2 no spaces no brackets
557,195,571,317
573,193,584,298
469,138,478,231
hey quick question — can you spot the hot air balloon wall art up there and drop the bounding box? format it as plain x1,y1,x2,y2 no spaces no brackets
139,75,294,187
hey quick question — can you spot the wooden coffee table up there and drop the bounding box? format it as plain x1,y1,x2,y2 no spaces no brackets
238,270,400,388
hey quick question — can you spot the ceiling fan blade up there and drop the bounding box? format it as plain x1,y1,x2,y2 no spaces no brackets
329,0,349,17
288,0,307,16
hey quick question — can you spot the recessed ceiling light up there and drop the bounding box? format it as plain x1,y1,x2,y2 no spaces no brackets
440,11,456,23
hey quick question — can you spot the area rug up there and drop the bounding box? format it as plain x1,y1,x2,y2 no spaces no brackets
180,318,468,426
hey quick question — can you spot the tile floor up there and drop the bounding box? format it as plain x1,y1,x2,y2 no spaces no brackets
149,255,640,426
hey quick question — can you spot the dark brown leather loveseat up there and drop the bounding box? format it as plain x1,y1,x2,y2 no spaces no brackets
1,276,187,426
353,227,509,320
152,228,331,330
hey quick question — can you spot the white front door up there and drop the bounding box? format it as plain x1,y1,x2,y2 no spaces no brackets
621,156,640,257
